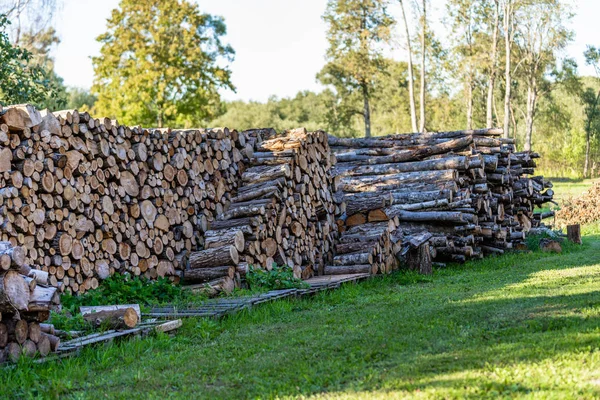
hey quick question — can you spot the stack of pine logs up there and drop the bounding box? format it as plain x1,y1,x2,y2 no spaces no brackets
0,242,61,362
330,128,554,269
0,104,251,295
191,128,337,281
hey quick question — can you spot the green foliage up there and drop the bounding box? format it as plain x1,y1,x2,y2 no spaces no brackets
319,0,394,137
92,0,234,128
66,87,97,112
0,15,56,107
211,90,337,132
246,264,309,291
17,27,68,110
48,311,89,333
59,274,191,315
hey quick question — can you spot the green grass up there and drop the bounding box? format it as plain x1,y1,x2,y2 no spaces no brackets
535,178,597,214
548,178,598,204
3,232,600,399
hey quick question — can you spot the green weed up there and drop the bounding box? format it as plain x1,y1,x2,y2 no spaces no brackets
246,264,309,291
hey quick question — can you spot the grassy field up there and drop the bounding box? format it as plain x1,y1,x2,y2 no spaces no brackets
2,226,600,399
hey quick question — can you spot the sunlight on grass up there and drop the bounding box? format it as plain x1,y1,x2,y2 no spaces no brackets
2,228,600,399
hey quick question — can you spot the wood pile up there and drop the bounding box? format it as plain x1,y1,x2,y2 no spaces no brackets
0,104,251,295
556,182,600,228
330,128,554,269
0,103,557,299
190,128,337,282
0,242,61,362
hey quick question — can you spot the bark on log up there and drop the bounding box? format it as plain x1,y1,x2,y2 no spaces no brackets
189,245,239,269
83,307,139,329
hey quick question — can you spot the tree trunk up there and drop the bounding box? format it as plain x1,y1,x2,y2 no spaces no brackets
487,0,500,128
466,75,473,130
362,83,371,138
83,307,139,329
419,0,427,133
567,224,582,244
584,128,591,178
503,0,512,139
400,0,418,132
524,83,537,152
157,108,163,129
583,89,600,177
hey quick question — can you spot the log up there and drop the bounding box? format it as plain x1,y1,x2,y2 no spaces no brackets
0,271,30,312
154,319,183,333
2,104,42,129
333,156,469,176
184,266,234,283
83,307,139,329
36,334,51,356
204,230,245,252
7,319,28,344
323,264,371,275
333,252,371,266
0,244,25,270
189,245,239,269
41,332,60,352
80,304,142,320
566,224,581,244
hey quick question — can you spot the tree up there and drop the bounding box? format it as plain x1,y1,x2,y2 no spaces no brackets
320,0,394,138
447,0,483,130
418,0,427,132
0,0,62,44
66,87,97,112
0,15,54,106
502,0,516,139
486,0,500,128
92,0,235,128
516,0,573,151
582,46,600,178
18,27,67,110
399,0,417,132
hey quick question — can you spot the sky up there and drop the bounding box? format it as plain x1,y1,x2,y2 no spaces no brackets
52,0,600,103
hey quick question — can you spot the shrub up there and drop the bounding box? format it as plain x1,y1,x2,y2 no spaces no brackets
246,264,309,291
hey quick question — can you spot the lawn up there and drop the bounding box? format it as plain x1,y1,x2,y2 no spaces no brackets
2,229,600,399
548,178,598,204
534,178,597,215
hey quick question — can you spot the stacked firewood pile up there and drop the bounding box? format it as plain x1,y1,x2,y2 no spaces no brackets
0,103,557,297
0,104,250,295
188,128,337,283
0,242,61,362
326,220,398,275
556,181,600,227
331,128,554,269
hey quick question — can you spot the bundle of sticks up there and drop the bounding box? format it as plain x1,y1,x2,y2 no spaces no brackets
184,128,337,286
331,128,554,269
0,104,251,294
556,181,600,227
0,242,61,362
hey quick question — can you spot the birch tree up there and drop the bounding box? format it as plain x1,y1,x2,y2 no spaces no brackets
399,0,418,132
516,0,573,151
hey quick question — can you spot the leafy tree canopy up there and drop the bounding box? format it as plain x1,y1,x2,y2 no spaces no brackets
0,15,57,107
92,0,235,128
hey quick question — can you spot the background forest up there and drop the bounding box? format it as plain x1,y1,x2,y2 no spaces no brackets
1,0,599,178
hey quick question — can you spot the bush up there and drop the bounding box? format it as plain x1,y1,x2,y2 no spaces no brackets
246,264,309,291
60,274,191,315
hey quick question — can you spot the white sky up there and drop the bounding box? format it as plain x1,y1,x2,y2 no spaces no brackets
52,0,599,103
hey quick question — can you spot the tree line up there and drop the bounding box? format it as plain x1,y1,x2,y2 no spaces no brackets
1,0,599,178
